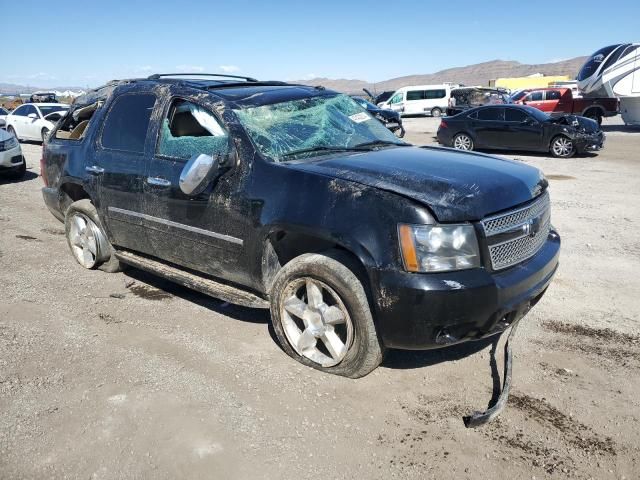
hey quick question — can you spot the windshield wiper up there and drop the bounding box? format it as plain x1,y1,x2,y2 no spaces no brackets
281,146,362,159
352,140,410,150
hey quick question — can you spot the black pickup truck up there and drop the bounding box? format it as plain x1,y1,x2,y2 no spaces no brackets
41,74,560,378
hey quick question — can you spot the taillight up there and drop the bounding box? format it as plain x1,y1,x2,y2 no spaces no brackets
40,145,48,186
439,120,448,129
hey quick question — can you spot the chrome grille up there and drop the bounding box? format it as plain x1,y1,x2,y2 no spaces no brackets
481,193,551,270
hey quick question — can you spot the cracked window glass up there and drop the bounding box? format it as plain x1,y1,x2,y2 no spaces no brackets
234,94,402,161
158,100,229,160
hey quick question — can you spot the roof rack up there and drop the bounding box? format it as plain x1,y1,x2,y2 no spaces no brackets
147,73,259,82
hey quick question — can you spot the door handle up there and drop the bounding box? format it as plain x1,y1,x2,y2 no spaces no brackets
146,177,171,187
85,165,105,175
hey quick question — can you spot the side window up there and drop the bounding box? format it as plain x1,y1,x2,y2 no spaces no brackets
406,90,424,101
504,108,528,122
12,106,27,116
101,94,156,154
389,93,403,104
546,90,561,101
467,110,478,119
55,101,102,141
527,91,543,101
477,108,504,121
157,100,229,160
22,105,36,117
425,89,446,99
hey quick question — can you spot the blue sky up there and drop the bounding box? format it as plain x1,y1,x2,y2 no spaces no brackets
2,0,638,88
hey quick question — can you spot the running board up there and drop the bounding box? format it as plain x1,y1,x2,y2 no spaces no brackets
115,250,270,309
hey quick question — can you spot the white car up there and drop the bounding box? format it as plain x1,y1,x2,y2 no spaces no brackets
5,103,70,142
0,128,25,179
0,106,9,129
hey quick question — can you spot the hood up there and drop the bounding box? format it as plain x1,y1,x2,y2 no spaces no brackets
287,146,547,222
369,108,400,121
550,115,600,133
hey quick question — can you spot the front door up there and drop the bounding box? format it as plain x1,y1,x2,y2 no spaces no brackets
523,91,544,112
91,92,157,255
141,96,246,285
502,108,544,150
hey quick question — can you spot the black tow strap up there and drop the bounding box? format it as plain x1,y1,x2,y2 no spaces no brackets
464,319,521,428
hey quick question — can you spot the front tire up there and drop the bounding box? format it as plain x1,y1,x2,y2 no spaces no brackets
270,251,383,378
453,133,474,151
64,199,124,272
550,135,575,158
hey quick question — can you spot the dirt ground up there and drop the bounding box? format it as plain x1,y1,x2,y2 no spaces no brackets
1,117,639,480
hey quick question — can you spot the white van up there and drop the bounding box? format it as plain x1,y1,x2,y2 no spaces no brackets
378,84,454,117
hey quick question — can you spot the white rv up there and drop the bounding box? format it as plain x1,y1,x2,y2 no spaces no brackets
378,84,456,117
577,43,640,125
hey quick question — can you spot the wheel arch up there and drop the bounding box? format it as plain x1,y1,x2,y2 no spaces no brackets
59,181,91,214
582,105,605,117
261,227,375,298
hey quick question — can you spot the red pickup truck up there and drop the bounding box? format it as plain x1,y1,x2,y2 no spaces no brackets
513,88,618,124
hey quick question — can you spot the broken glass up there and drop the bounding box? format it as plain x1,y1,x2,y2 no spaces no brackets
234,94,402,161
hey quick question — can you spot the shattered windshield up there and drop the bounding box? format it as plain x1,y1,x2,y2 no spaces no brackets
234,94,404,161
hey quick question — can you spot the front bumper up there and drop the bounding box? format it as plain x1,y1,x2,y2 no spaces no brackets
0,145,23,169
574,132,605,153
371,229,560,349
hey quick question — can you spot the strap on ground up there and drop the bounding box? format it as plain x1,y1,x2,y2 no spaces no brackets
463,319,521,428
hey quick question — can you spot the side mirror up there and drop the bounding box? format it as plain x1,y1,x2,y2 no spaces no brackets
28,113,38,119
179,153,220,196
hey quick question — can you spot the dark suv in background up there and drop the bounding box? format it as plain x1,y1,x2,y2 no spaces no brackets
41,74,560,378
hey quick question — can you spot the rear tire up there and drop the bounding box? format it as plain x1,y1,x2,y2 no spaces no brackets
270,250,383,378
431,107,442,117
584,109,603,125
550,135,575,158
453,133,474,151
64,199,124,272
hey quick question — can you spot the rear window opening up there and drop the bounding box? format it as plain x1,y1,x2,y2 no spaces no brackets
55,101,102,140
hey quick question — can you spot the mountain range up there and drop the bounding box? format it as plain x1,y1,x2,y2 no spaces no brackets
1,56,588,98
293,57,588,95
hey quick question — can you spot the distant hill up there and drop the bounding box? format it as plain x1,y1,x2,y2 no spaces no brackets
294,57,588,95
0,82,85,97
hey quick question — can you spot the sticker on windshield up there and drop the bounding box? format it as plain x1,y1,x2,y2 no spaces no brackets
349,112,370,123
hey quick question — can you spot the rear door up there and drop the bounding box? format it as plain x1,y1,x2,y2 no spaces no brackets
91,92,156,254
541,89,564,116
472,107,506,148
141,94,245,282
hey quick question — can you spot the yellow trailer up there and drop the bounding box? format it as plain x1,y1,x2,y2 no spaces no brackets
489,75,572,91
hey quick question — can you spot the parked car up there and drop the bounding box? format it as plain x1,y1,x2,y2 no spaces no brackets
0,106,10,128
446,87,510,116
42,74,560,378
5,103,70,142
378,84,454,117
437,104,604,158
512,88,618,125
0,128,25,179
351,96,405,137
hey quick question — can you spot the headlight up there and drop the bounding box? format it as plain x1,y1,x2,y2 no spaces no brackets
398,223,481,272
0,136,18,151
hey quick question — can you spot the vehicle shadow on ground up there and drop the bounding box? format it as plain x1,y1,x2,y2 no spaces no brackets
123,268,270,325
482,149,599,160
601,124,640,133
0,170,38,184
382,336,495,370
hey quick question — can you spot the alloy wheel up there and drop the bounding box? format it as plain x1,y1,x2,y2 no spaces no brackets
453,134,472,151
280,277,354,367
68,213,104,268
552,137,573,157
